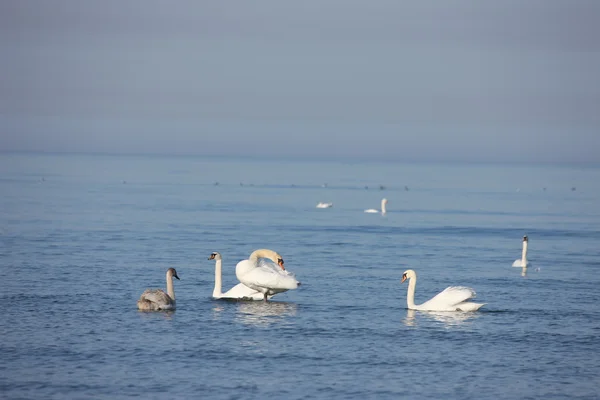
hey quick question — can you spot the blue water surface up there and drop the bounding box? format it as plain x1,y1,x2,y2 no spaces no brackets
1,153,599,399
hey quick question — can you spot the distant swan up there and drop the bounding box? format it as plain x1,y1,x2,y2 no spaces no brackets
137,268,180,311
316,202,333,208
400,269,485,312
235,249,300,301
512,235,531,267
208,252,272,301
365,198,388,215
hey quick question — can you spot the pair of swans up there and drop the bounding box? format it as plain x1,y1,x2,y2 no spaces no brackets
210,249,300,301
512,235,531,267
137,267,180,311
365,198,387,215
400,269,485,312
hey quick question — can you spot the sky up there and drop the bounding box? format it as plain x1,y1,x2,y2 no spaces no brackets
1,0,599,163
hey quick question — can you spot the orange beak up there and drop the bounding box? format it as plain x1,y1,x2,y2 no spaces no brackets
401,275,407,284
278,260,285,270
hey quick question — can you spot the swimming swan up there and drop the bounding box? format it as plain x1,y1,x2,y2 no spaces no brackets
208,252,272,301
400,269,485,312
512,235,531,267
316,202,333,208
235,249,300,301
137,267,180,311
364,198,388,215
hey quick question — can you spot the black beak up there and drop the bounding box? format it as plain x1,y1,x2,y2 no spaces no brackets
174,274,180,280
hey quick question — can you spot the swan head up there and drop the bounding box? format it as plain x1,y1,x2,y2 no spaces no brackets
523,235,528,242
401,269,416,284
269,252,286,270
167,267,180,280
208,252,222,261
276,255,285,270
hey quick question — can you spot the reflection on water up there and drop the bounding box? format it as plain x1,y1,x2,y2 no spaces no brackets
235,301,298,327
403,309,418,327
521,267,528,277
403,309,480,328
137,310,175,320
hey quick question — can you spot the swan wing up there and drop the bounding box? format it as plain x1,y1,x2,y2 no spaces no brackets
241,259,300,290
512,259,531,267
139,288,173,306
512,259,523,267
423,286,476,309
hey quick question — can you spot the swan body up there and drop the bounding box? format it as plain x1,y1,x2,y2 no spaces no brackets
235,249,300,301
364,198,388,215
512,235,531,267
137,268,180,311
400,269,485,312
208,252,272,301
316,202,333,208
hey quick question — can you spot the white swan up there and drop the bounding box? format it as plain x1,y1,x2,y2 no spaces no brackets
400,269,485,312
364,198,388,215
316,202,333,208
512,235,531,267
235,249,300,301
137,267,179,311
208,252,272,301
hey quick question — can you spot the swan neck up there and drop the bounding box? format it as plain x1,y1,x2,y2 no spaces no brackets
381,199,387,215
213,259,223,297
166,271,175,301
406,276,417,309
522,241,528,265
249,249,278,264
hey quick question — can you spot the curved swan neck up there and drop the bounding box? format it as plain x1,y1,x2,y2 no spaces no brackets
213,259,223,297
406,275,417,309
249,249,279,263
522,240,528,266
166,271,176,301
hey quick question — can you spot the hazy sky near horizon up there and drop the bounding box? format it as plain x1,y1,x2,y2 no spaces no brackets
1,0,599,163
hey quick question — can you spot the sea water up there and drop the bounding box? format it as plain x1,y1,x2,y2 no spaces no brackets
1,153,599,399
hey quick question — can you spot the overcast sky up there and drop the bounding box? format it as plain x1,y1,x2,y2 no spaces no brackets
1,0,599,163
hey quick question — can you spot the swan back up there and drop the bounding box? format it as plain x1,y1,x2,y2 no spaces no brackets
240,258,300,290
422,286,477,310
137,289,175,311
316,202,333,208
